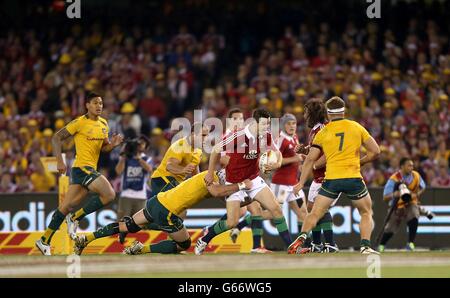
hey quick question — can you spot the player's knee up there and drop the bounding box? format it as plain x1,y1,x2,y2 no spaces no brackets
176,238,191,251
271,205,283,218
226,218,239,229
122,216,141,233
358,208,372,218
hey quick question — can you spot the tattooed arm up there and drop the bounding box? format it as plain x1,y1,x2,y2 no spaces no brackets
52,128,72,175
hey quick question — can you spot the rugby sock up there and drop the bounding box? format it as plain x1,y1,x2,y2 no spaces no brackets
236,214,252,230
407,218,419,243
92,222,120,241
312,226,321,244
145,240,178,254
321,221,334,244
274,217,292,246
251,216,263,249
297,221,303,237
219,214,228,220
360,239,371,247
380,232,394,245
202,220,229,243
41,209,65,244
72,195,104,221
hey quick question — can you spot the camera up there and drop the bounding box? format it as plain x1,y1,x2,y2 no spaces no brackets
121,138,139,158
398,183,412,202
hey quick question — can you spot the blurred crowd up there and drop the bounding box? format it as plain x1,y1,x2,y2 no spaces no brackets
0,1,449,193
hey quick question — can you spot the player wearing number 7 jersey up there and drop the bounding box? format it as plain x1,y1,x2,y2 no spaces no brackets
289,96,381,255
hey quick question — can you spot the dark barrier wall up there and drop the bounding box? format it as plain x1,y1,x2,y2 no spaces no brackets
1,189,449,249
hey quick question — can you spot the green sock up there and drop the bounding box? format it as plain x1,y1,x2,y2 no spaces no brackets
236,214,252,230
251,216,263,249
320,221,334,244
41,209,65,244
312,225,321,244
72,194,104,221
203,220,229,243
297,221,303,235
360,239,371,247
148,240,178,254
274,217,292,246
92,222,120,241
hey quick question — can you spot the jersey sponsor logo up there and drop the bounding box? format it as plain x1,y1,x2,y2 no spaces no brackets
86,137,104,141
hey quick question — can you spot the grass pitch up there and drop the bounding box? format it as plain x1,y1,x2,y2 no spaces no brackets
1,251,449,278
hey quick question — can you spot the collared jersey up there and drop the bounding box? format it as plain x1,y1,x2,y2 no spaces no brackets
65,115,109,169
312,118,370,179
151,137,202,183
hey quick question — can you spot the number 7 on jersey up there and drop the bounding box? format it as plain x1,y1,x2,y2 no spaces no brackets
335,132,345,151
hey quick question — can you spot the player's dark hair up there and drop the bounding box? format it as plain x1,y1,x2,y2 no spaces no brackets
305,98,327,128
326,96,345,110
400,157,412,167
86,92,102,103
228,107,243,118
252,108,271,123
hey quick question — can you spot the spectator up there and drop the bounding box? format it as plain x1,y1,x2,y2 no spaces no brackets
139,87,166,129
29,153,56,192
0,172,16,193
431,164,450,188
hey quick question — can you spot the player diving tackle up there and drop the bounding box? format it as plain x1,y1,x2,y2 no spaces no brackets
72,170,252,255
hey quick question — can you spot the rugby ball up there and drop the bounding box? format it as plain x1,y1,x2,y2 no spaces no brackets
259,150,278,173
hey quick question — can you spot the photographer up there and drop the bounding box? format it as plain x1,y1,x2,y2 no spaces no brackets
378,157,426,252
115,136,153,219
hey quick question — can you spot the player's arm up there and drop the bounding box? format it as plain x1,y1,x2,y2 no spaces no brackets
312,154,326,170
166,157,195,175
360,137,380,166
52,127,73,174
281,154,303,166
102,133,124,152
220,153,230,167
205,143,222,185
207,179,252,197
191,165,200,176
294,146,321,194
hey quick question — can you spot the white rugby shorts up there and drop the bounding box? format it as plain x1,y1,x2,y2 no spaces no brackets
270,183,305,204
225,176,268,202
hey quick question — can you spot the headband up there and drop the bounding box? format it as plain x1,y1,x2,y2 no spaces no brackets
327,107,345,114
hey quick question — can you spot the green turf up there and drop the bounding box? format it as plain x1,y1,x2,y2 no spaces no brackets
3,251,450,278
